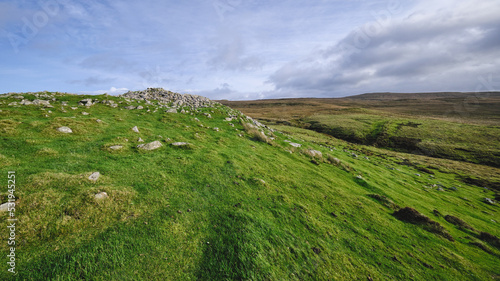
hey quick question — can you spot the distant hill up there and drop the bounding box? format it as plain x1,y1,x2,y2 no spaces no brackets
345,92,500,100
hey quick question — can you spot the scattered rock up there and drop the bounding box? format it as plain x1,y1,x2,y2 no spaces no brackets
136,105,144,110
166,108,177,113
124,105,136,110
138,137,144,142
88,172,100,182
82,112,90,115
57,126,73,133
20,99,33,105
32,99,51,106
94,192,108,200
0,202,14,212
132,126,140,133
289,142,302,148
137,141,162,150
79,99,94,107
483,198,496,205
109,145,123,150
415,173,421,177
71,107,78,110
96,119,102,123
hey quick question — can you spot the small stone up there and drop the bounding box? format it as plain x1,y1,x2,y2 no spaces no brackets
137,141,163,150
94,192,109,200
0,202,14,212
132,126,140,133
71,107,78,110
289,142,302,148
356,175,363,180
166,108,177,113
57,126,73,133
138,137,144,142
437,187,444,191
109,145,123,150
96,119,102,123
484,198,496,205
171,142,192,147
88,172,100,181
82,112,90,115
415,173,421,177
177,210,182,214
136,105,144,110
187,209,192,212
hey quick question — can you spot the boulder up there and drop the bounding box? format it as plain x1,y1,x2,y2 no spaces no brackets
57,126,73,133
0,202,14,212
109,145,123,150
88,172,100,181
138,141,162,150
94,192,109,200
79,99,94,107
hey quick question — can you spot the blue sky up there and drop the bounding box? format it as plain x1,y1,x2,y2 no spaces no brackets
1,0,499,100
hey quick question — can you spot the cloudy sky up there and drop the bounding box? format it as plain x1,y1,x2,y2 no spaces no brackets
1,0,499,100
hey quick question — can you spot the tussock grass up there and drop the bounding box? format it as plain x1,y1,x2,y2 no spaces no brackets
242,123,272,144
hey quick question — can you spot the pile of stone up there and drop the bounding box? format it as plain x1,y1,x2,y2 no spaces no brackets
121,88,219,109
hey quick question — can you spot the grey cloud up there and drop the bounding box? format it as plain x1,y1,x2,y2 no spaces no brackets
269,2,500,97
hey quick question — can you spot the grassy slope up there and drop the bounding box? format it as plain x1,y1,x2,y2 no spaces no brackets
220,94,500,168
0,92,499,280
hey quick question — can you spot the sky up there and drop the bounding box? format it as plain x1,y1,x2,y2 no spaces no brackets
0,0,499,100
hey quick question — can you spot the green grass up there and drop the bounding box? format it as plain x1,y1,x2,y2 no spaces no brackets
0,92,499,280
305,113,500,167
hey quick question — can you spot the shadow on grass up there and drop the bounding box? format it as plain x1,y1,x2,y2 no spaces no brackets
195,210,271,281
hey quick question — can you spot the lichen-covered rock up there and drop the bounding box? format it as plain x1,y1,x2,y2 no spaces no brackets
137,141,162,150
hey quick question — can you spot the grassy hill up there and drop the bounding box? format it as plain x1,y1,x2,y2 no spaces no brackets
219,93,500,168
0,90,499,280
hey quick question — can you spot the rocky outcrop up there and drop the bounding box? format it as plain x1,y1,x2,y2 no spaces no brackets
121,88,218,109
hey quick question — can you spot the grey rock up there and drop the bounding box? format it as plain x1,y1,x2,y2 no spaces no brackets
0,202,14,212
138,141,163,150
124,105,136,110
79,99,94,107
166,108,177,113
138,137,144,142
484,198,496,205
88,172,100,181
132,126,140,133
289,142,302,148
32,99,51,106
82,112,90,115
20,99,33,105
415,173,421,177
109,145,123,150
171,142,192,146
307,149,322,158
94,192,109,200
57,126,73,133
136,105,144,110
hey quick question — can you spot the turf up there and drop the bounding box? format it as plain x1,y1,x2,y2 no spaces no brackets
0,91,499,280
